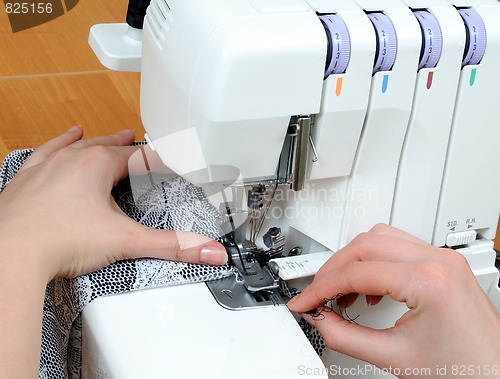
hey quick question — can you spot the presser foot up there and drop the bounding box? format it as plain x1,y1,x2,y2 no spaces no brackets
224,241,282,292
206,277,286,310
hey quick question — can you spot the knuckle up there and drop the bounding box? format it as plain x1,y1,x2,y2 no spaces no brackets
346,260,360,274
344,260,363,285
350,231,377,250
414,261,450,292
175,246,184,261
440,248,471,274
51,146,73,160
86,145,111,158
170,232,185,262
82,145,114,165
369,223,390,234
324,330,339,351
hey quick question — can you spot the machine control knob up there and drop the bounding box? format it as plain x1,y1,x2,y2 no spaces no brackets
413,10,443,70
367,12,398,74
457,8,487,67
318,14,351,78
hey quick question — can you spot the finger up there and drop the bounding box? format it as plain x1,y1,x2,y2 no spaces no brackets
368,223,429,246
288,261,416,314
71,129,136,149
119,219,228,265
315,233,438,281
300,310,400,369
108,145,142,185
74,145,140,192
19,125,83,172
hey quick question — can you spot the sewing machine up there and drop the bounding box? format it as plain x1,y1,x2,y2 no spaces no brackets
85,0,500,377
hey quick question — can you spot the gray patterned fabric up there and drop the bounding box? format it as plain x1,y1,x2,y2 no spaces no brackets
280,281,327,357
0,149,234,379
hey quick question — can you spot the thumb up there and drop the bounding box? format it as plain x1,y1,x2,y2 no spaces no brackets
122,221,228,265
300,311,400,369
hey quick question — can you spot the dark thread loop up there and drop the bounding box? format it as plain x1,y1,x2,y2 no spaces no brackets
306,293,360,324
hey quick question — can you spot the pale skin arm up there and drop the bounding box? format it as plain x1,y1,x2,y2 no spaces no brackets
288,224,500,378
0,126,227,378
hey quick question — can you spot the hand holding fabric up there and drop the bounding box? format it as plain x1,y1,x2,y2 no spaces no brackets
0,126,227,281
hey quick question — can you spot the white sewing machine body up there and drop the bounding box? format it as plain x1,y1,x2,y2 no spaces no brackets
86,0,500,377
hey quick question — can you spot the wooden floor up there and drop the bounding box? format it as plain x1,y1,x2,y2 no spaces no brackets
0,0,144,159
0,1,498,248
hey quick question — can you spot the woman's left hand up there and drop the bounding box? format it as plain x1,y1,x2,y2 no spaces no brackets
0,126,227,282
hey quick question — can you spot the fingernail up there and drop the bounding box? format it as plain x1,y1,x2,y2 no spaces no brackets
200,246,228,265
117,129,135,135
67,125,81,133
287,296,298,306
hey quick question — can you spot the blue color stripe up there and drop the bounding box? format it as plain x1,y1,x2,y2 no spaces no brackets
382,75,389,93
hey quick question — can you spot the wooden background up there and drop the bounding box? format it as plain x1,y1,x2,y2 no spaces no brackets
0,1,498,249
0,0,144,159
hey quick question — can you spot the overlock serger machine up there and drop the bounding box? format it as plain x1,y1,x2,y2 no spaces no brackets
86,0,500,377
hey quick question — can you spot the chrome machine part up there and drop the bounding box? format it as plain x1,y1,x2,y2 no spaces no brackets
263,227,285,254
219,186,248,247
248,184,279,245
206,277,285,310
224,242,280,292
291,115,312,192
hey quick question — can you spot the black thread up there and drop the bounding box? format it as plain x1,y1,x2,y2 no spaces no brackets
306,293,360,324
